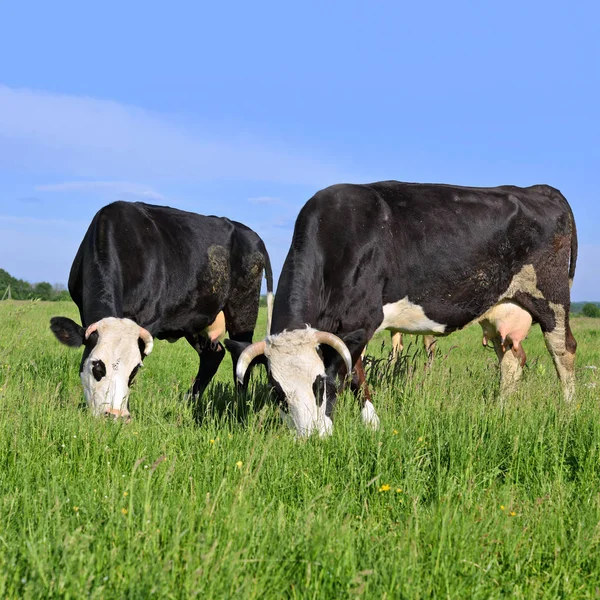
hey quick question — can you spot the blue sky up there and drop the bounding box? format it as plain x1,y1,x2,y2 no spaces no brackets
0,0,598,299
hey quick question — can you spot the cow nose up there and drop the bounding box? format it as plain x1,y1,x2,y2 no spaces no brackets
103,407,132,422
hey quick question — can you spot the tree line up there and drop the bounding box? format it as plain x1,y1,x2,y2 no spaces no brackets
0,268,71,301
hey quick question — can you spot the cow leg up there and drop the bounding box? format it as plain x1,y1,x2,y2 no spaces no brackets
488,335,524,399
352,357,379,430
186,334,225,399
390,331,403,362
541,305,577,402
423,335,437,370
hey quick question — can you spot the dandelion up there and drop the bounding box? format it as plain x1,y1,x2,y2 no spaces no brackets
123,491,128,497
209,439,215,444
121,508,128,515
379,484,391,492
509,511,516,517
418,437,423,442
236,461,243,468
500,505,505,511
396,488,402,493
393,430,398,435
73,506,79,512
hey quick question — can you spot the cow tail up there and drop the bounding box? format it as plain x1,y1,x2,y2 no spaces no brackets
259,240,274,335
568,202,578,290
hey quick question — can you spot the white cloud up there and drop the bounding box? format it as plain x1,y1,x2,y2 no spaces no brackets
0,85,345,186
36,180,165,201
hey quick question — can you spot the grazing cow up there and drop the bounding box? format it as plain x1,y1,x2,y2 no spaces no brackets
227,181,577,437
50,201,273,419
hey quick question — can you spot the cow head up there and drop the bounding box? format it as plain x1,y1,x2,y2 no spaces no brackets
50,316,153,419
227,327,365,437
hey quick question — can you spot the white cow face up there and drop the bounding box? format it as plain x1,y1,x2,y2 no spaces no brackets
50,316,153,419
229,327,355,437
264,329,332,437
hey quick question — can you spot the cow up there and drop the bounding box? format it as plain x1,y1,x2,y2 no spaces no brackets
226,181,577,437
50,200,273,420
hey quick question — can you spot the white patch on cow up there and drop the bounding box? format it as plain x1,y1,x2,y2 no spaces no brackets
361,400,380,430
502,264,545,299
544,301,576,402
80,317,144,418
265,327,331,437
376,297,446,335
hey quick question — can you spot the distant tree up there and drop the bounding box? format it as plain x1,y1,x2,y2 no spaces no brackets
33,282,53,301
582,303,600,318
0,268,71,301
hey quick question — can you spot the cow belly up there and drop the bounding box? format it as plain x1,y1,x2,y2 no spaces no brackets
478,302,532,349
376,297,446,335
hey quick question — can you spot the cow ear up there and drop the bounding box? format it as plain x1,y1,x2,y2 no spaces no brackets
50,317,85,348
324,329,368,377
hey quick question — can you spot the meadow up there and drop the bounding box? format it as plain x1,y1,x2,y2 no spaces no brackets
1,300,600,599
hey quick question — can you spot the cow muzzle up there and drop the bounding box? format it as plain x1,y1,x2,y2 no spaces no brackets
103,407,132,423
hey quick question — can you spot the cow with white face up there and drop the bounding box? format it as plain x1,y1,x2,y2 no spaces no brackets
51,200,273,419
51,317,153,419
227,180,578,437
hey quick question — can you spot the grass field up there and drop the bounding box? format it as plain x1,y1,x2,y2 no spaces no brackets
1,300,600,598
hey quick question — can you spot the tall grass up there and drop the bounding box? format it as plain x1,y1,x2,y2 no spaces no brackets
0,300,599,598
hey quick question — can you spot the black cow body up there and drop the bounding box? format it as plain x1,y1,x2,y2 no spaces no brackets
232,181,577,436
52,200,272,415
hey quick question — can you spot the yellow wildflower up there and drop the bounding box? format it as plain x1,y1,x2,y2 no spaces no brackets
123,492,128,497
379,484,391,492
393,430,398,435
396,488,402,493
500,505,505,511
236,461,243,468
509,511,516,517
121,508,128,515
73,506,79,512
209,439,215,444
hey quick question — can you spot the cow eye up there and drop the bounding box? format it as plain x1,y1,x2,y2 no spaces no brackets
91,359,106,382
312,376,326,406
128,364,141,387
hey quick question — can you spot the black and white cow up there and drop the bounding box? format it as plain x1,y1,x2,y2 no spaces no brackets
227,181,577,437
50,201,273,419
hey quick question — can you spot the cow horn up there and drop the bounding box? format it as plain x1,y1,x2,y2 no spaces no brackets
139,326,154,355
314,331,353,376
236,340,266,385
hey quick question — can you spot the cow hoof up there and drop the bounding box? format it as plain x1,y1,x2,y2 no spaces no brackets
361,400,380,430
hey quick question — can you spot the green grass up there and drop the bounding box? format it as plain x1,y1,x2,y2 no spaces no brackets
1,300,600,598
